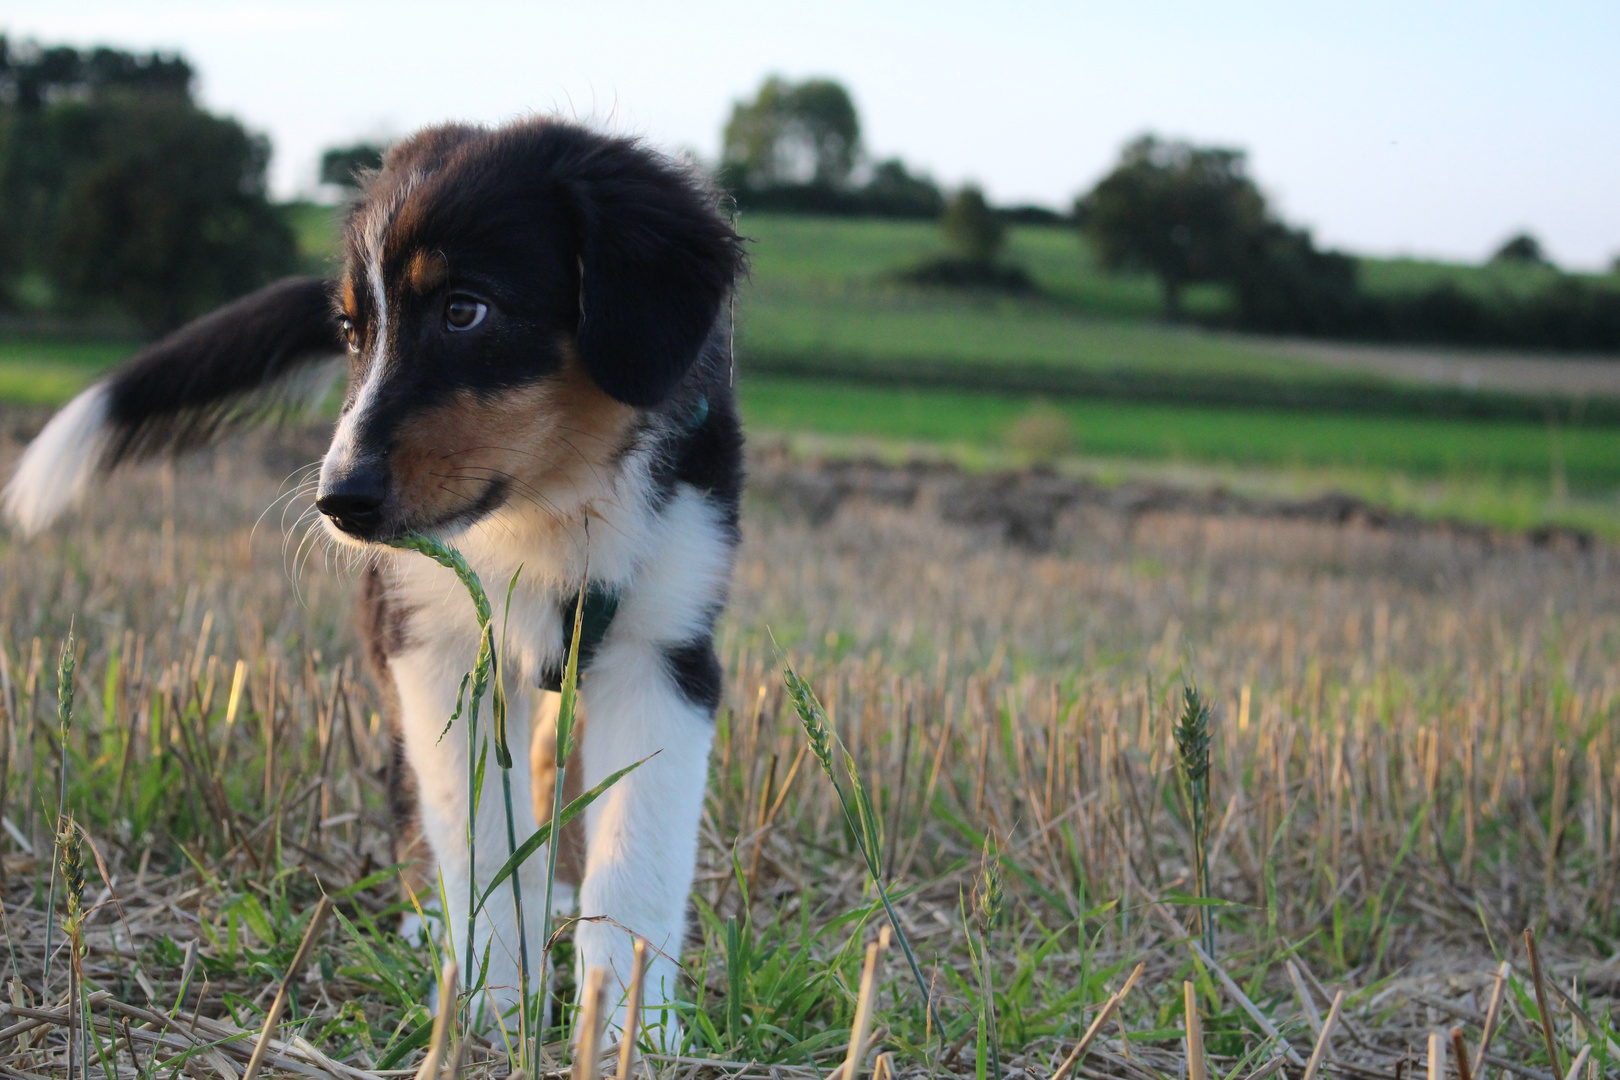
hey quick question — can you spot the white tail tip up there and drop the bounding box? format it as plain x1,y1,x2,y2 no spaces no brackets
3,383,113,536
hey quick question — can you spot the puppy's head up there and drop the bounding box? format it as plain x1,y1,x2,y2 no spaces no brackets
315,120,742,544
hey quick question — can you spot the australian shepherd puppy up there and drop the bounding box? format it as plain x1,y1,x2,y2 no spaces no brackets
4,118,746,1041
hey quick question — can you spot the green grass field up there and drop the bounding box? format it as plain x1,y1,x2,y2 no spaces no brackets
742,374,1620,535
1357,253,1619,299
283,199,344,276
742,376,1620,485
0,339,134,404
738,214,1268,372
744,210,1620,307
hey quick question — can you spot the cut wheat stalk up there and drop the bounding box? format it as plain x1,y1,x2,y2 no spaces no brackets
1450,1027,1473,1080
239,895,333,1080
1243,1056,1289,1080
837,929,887,1080
1048,961,1143,1080
1152,902,1303,1066
1299,989,1343,1080
616,938,649,1080
99,995,382,1080
1285,960,1325,1045
573,965,610,1080
1543,976,1620,1062
1294,957,1374,1050
413,961,459,1080
1428,1030,1446,1080
1525,926,1564,1076
0,990,112,1044
1184,981,1209,1080
1473,960,1510,1077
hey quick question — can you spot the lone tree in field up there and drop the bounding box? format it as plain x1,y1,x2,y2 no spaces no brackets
942,185,1005,265
1492,232,1550,266
721,76,861,191
320,142,386,189
899,184,1031,293
1076,134,1265,319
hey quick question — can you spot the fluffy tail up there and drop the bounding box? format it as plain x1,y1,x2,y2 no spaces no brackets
4,276,343,535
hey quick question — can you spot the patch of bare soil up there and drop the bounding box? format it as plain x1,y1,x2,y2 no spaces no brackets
1252,336,1620,398
749,446,1596,553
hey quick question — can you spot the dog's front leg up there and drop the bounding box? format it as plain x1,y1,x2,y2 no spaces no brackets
572,640,717,1050
391,635,547,1031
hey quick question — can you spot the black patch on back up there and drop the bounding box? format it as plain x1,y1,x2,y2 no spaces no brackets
105,276,342,466
664,637,723,714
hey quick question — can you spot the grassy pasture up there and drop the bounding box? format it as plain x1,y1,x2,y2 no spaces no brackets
1357,254,1620,300
0,340,134,406
742,376,1620,536
4,426,1620,1078
741,376,1620,489
738,214,1265,368
738,212,1231,321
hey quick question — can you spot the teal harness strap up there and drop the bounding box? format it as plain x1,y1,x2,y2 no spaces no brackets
538,582,620,692
533,395,705,692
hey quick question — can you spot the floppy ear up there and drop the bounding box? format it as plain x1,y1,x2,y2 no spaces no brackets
570,171,742,407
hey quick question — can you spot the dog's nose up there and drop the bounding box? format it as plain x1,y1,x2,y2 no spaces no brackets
316,469,388,535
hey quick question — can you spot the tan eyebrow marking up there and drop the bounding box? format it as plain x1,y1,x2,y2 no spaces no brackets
407,250,448,295
341,278,358,315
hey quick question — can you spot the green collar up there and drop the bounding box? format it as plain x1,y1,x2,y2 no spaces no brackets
533,392,705,694
538,582,619,692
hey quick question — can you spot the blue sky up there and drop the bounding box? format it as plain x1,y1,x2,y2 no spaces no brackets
4,1,1617,268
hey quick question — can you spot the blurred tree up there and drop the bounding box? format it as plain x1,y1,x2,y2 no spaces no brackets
49,100,296,332
1231,221,1361,335
942,185,1004,264
0,38,295,331
1076,135,1265,319
721,75,860,190
0,36,192,107
1492,232,1549,266
900,184,1032,293
1000,204,1065,225
861,158,944,217
320,142,386,189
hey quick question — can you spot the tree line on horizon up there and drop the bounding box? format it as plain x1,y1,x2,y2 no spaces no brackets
0,40,1614,351
718,75,1620,352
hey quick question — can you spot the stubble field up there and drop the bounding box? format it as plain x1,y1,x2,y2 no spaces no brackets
3,411,1620,1079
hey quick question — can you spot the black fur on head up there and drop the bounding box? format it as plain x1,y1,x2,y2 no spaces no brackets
344,119,745,409
565,139,744,405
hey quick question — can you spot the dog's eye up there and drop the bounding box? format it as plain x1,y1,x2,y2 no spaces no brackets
339,316,360,355
445,297,488,332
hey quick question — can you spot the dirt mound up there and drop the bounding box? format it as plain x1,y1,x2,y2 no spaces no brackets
749,448,1594,553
